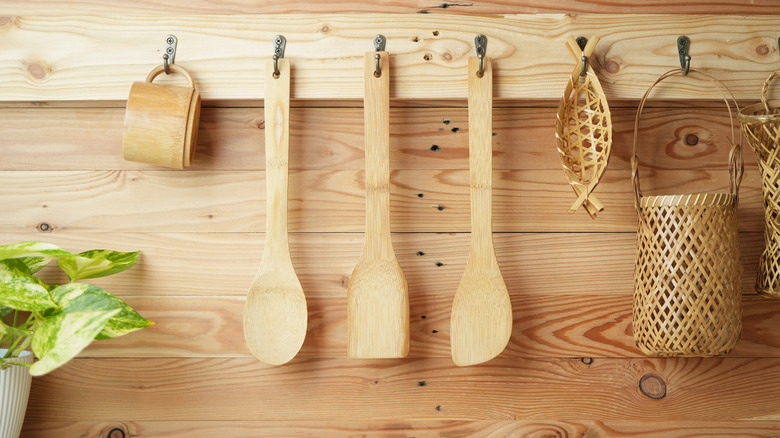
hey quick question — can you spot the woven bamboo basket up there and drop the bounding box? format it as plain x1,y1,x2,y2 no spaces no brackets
632,69,744,357
555,35,613,219
738,69,780,299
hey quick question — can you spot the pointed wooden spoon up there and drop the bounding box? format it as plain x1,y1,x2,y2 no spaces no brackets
244,58,307,365
347,48,410,358
450,56,512,366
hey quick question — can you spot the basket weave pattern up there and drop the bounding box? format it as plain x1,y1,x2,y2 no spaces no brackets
632,69,743,357
633,196,742,356
555,36,612,219
738,70,780,298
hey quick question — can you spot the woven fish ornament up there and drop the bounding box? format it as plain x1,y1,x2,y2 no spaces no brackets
555,36,613,218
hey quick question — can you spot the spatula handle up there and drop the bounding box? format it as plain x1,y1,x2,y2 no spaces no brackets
363,51,394,259
467,56,494,254
262,57,293,269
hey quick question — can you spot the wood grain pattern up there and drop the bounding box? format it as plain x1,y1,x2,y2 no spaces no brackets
0,168,766,233
0,231,763,300
19,419,780,438
3,15,780,101
7,1,780,15
0,106,757,172
70,293,780,360
21,357,780,421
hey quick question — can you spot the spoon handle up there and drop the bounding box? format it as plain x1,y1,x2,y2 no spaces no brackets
262,57,293,270
363,51,394,260
467,56,495,256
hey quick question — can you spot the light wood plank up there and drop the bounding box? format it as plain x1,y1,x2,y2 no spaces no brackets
22,357,780,421
19,419,780,438
0,168,766,233
0,106,755,172
3,15,780,101
0,231,762,300
72,293,780,359
7,1,780,15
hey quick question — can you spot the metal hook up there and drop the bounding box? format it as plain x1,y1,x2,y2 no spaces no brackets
163,34,177,75
373,35,386,77
273,35,286,79
677,36,691,76
576,36,588,77
475,34,487,78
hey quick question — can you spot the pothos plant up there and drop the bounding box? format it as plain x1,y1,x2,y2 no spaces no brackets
0,241,153,376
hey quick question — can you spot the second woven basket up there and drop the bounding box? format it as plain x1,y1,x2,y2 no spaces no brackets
738,70,780,299
632,69,744,357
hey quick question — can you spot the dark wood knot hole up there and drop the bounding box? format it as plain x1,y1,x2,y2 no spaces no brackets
639,373,667,399
106,428,126,438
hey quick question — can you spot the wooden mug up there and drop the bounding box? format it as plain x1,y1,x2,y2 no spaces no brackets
122,64,201,169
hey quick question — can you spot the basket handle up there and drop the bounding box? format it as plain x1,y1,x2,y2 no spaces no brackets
631,68,743,210
760,69,780,114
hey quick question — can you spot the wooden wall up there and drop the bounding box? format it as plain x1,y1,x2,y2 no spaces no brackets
3,2,780,437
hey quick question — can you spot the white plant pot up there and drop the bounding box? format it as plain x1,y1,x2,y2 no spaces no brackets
0,349,34,438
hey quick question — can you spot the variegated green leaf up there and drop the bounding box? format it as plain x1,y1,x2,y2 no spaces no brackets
57,249,140,282
18,256,53,274
0,241,71,260
49,283,153,339
29,307,120,376
0,260,56,311
0,319,31,338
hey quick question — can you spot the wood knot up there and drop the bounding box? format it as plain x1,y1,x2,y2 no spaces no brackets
442,52,453,61
102,425,129,438
423,53,433,61
0,17,13,27
37,222,53,233
639,373,666,399
107,428,125,438
27,62,48,80
605,59,620,74
320,25,330,33
757,44,770,56
685,134,699,146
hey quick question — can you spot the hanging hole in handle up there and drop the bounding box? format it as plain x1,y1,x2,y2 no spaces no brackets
374,53,382,78
145,64,196,88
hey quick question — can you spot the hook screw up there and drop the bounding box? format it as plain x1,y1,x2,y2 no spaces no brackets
475,34,487,78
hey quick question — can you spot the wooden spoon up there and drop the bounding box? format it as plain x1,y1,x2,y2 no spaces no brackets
347,50,410,358
450,56,512,366
244,58,307,365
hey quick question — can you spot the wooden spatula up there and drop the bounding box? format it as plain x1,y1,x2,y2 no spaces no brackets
244,57,307,365
347,45,410,358
450,55,512,366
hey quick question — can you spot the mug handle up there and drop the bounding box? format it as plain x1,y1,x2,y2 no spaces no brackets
144,64,196,88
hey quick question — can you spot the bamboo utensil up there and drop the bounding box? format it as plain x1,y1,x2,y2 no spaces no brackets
555,36,612,218
450,38,512,366
244,50,308,366
632,68,743,357
347,36,410,359
738,69,780,298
